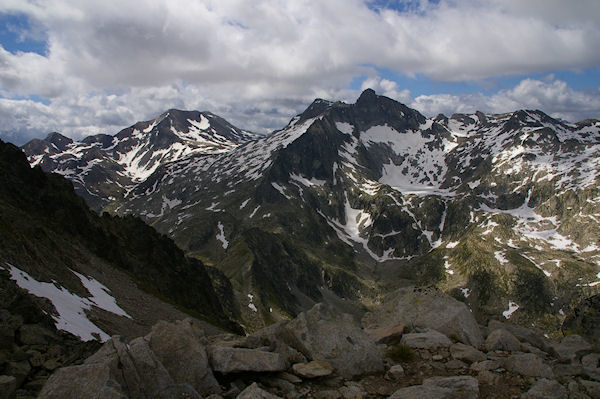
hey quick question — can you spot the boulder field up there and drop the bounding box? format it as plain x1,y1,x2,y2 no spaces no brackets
34,287,600,399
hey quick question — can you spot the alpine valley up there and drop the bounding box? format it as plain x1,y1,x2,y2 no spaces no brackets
20,89,600,332
3,88,600,397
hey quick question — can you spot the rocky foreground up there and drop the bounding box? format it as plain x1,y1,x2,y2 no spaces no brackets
32,287,600,399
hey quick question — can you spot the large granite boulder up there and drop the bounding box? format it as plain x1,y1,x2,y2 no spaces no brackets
41,336,203,399
286,303,384,378
488,320,552,353
363,287,483,348
504,353,554,378
208,346,288,374
40,318,221,398
485,328,521,352
38,360,126,399
39,337,129,399
147,319,220,395
400,330,452,350
292,360,334,378
551,334,593,362
521,378,567,399
450,343,486,364
242,303,383,378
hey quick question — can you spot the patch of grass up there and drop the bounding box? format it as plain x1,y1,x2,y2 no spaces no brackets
385,343,416,362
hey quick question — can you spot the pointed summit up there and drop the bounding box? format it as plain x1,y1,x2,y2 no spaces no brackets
356,88,378,106
45,132,73,151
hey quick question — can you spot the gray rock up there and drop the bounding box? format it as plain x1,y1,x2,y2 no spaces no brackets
445,359,468,370
259,376,296,393
236,382,282,399
488,320,552,353
553,363,584,377
390,375,479,399
209,346,287,374
364,323,406,344
519,342,547,357
292,360,334,378
485,329,521,352
401,330,452,350
314,389,341,399
363,286,483,348
567,381,587,398
386,365,405,380
38,360,126,399
287,303,384,378
277,371,302,384
147,319,220,395
388,385,456,399
156,384,202,399
552,334,593,362
521,378,567,399
582,353,600,370
450,343,486,364
242,321,307,365
423,376,479,399
0,375,17,399
40,332,208,399
339,384,366,399
470,360,501,372
476,370,500,385
119,337,175,398
504,353,554,378
579,379,600,399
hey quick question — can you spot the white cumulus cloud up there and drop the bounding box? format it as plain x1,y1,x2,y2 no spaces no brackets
0,0,598,143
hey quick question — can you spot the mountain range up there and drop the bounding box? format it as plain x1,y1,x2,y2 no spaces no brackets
21,89,600,334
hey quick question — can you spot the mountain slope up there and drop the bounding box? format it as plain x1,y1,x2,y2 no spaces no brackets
0,138,241,341
22,110,258,211
21,90,600,335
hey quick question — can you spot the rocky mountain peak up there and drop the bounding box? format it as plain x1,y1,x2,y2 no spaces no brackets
351,88,427,132
20,108,259,211
296,98,336,123
355,87,378,105
45,132,73,149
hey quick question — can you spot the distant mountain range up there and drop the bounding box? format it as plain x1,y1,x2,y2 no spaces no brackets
22,109,258,210
21,89,600,333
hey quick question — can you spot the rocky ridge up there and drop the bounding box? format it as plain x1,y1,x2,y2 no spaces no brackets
36,288,600,399
22,110,258,211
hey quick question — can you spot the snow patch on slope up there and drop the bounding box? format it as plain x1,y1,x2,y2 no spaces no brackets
3,263,131,342
216,222,229,249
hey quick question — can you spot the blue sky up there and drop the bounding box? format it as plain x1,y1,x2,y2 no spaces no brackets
1,0,600,145
0,13,46,55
